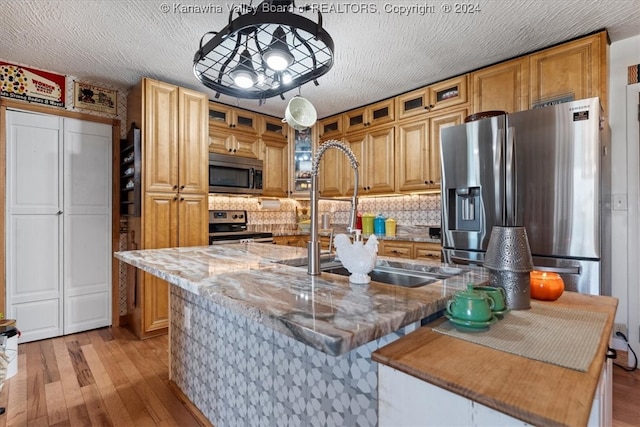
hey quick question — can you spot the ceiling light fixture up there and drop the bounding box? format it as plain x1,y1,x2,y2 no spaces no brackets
193,0,335,101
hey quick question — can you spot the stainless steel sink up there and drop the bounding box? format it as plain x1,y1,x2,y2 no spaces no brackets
279,258,463,288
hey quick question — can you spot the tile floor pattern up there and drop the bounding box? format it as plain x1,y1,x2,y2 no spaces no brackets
170,286,409,426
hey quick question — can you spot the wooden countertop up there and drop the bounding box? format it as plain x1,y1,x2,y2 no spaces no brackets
372,292,618,427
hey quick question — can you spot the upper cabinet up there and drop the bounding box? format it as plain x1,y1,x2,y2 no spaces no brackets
208,102,260,134
261,115,288,145
318,114,343,140
344,125,395,195
472,58,530,113
529,32,607,110
397,75,468,120
396,109,467,192
344,99,396,134
208,101,260,158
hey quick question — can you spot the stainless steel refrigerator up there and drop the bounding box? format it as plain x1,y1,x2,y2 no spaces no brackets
440,97,611,295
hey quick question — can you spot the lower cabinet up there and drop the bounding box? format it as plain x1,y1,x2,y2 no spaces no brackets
380,240,442,261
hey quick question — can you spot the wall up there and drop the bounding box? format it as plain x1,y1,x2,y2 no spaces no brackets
208,194,442,233
608,35,640,356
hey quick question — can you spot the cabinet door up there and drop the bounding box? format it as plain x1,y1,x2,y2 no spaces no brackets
262,137,289,197
368,99,396,128
342,133,365,196
428,109,467,187
397,88,429,120
141,192,177,335
178,88,208,194
318,114,343,139
209,132,233,154
178,193,208,247
529,33,605,107
428,75,468,112
472,58,529,113
233,132,261,158
414,242,442,261
381,241,413,258
364,125,395,194
396,119,429,191
144,79,179,193
318,139,344,197
261,116,288,144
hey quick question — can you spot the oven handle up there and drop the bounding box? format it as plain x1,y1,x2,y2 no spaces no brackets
249,167,255,189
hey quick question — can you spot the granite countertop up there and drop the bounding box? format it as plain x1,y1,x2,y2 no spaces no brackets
115,243,486,356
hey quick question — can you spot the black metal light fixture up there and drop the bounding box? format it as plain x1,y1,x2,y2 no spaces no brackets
193,0,335,101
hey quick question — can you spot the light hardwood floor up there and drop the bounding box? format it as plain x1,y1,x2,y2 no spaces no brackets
0,327,208,427
0,326,637,426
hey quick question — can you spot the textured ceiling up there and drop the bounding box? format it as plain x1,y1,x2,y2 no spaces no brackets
1,0,639,119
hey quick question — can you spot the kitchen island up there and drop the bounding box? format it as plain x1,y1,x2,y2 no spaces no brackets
115,242,483,426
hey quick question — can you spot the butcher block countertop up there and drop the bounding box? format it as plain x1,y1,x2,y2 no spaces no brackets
372,292,618,427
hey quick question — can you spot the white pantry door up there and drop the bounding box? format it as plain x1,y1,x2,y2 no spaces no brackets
6,111,63,342
62,118,112,335
5,110,112,342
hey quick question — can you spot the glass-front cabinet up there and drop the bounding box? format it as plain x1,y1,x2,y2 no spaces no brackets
289,126,317,198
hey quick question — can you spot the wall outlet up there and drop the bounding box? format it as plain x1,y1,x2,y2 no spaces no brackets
613,322,627,339
184,306,191,330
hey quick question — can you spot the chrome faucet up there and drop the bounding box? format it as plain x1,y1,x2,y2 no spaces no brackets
308,140,359,275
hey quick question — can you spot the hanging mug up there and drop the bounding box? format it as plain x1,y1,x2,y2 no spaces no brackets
282,96,317,130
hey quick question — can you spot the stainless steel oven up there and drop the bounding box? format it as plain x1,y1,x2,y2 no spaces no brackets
209,210,273,245
209,153,263,194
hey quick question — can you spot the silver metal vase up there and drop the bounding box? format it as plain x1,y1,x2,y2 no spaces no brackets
483,226,534,310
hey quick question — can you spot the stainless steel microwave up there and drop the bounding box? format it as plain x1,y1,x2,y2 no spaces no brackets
209,153,263,194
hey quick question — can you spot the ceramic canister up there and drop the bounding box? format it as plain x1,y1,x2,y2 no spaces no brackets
374,214,386,235
362,213,375,235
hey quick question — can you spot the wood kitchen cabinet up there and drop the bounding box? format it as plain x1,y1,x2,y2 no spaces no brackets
344,124,395,195
343,99,396,134
472,57,530,113
126,77,208,339
379,240,442,260
529,31,607,110
318,138,346,197
396,109,467,192
208,102,260,134
208,102,261,158
261,137,290,197
208,130,260,158
397,75,468,120
318,114,344,140
261,115,288,144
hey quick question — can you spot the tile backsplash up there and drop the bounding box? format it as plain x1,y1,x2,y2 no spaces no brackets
208,194,441,232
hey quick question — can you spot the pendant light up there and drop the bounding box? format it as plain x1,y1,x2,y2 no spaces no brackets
193,0,334,101
229,49,258,88
262,26,294,71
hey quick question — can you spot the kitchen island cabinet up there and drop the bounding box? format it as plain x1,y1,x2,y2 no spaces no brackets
115,244,483,425
373,292,617,427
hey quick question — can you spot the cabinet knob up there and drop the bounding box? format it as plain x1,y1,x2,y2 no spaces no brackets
173,196,178,201
173,185,178,190
233,149,237,153
56,210,63,215
228,148,233,152
424,181,428,185
180,185,185,190
180,197,184,201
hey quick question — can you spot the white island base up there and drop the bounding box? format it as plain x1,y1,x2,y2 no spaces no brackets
378,362,611,426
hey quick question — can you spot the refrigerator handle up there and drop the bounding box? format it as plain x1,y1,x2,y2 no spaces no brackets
532,265,581,275
505,127,517,226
